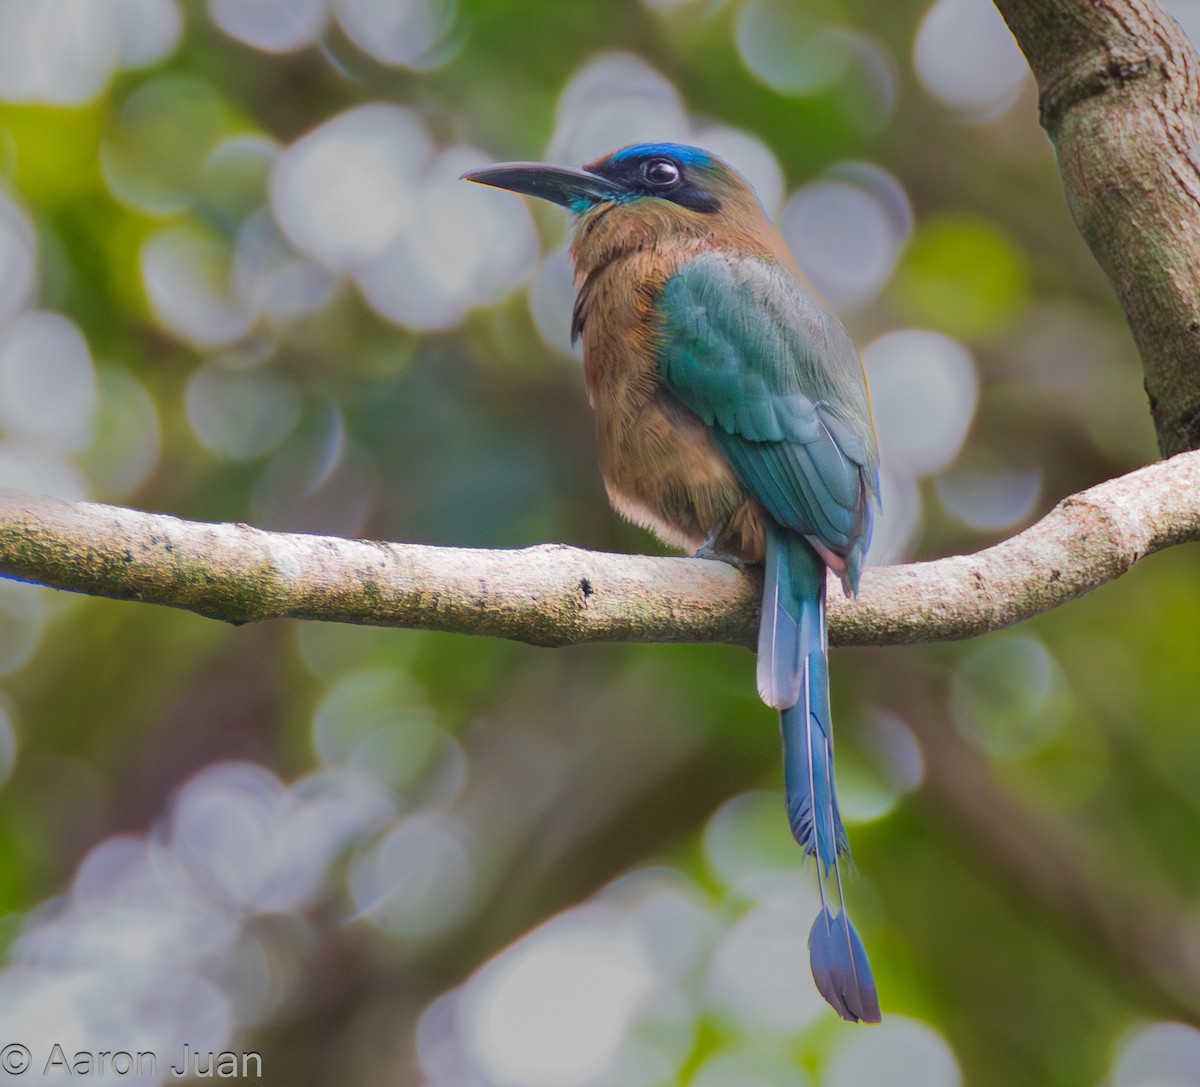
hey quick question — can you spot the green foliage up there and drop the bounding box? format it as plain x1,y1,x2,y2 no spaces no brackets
890,213,1030,339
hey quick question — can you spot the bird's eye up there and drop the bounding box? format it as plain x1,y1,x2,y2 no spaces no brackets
642,158,680,187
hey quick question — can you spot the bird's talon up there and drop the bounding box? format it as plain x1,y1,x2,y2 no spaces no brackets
693,545,746,572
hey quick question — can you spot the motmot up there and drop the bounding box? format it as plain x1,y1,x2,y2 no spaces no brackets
464,143,881,1024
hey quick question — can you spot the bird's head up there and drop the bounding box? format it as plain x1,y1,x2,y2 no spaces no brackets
462,143,748,214
462,143,775,268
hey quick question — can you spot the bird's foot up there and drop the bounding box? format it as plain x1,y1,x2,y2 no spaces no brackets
693,529,746,571
693,544,746,571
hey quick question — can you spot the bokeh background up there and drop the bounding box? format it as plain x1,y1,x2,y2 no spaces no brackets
1,0,1199,1084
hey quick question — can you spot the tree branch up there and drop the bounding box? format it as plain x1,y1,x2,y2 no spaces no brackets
993,0,1200,455
1,450,1198,648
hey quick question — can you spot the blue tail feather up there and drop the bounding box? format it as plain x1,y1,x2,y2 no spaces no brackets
782,687,846,869
760,521,879,1022
756,528,801,709
808,907,881,1024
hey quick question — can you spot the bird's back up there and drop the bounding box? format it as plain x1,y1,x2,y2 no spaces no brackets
570,198,875,572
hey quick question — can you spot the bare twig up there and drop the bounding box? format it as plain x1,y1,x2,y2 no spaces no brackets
1,450,1198,647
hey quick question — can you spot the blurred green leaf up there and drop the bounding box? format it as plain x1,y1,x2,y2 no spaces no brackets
889,212,1030,339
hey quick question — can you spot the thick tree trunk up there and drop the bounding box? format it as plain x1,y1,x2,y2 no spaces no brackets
994,0,1200,454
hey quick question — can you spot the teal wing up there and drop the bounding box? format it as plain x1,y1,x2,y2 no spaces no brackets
655,252,879,584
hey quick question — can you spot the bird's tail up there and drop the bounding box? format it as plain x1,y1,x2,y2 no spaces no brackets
759,521,880,1024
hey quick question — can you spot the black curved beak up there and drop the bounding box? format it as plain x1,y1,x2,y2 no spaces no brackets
461,162,629,211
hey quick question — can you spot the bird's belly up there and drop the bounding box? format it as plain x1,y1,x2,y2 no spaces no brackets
598,386,766,563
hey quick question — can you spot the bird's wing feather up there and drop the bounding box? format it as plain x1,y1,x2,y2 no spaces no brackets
655,252,878,568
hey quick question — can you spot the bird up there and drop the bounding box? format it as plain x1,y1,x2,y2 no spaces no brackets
463,143,881,1023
